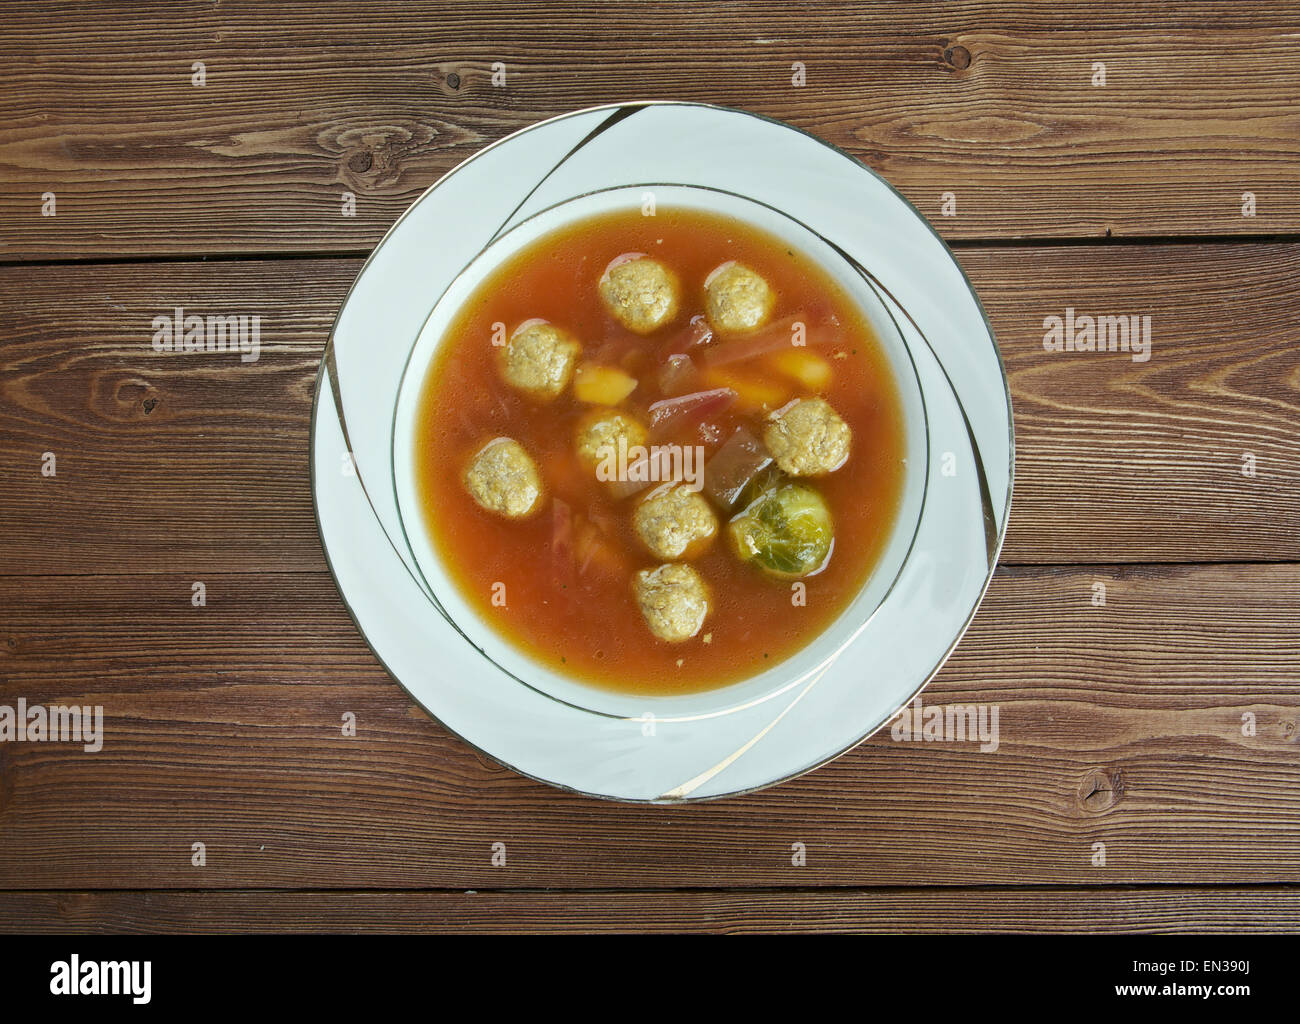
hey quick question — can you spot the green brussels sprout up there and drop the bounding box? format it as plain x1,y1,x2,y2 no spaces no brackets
726,479,834,578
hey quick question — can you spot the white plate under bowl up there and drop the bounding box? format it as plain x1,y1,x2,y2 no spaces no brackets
311,101,1013,802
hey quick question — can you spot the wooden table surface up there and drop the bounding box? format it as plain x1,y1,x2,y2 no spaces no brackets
1,1,1298,934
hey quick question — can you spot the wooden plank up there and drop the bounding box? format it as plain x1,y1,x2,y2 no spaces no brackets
2,243,1297,571
0,258,337,575
987,243,1300,564
0,564,1296,889
3,2,1300,258
1,887,1297,934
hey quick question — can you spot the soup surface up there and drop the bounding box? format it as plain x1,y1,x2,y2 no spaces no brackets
414,205,906,696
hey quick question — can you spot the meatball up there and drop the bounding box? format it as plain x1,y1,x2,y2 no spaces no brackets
463,437,543,518
575,410,648,471
598,255,680,334
763,397,852,476
499,320,580,399
704,261,775,333
633,562,710,643
633,483,718,560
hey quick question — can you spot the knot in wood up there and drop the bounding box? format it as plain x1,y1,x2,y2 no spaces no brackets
944,45,971,70
1079,767,1123,813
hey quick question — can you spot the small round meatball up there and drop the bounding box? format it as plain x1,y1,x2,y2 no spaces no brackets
598,255,680,334
704,261,775,333
633,562,710,643
633,483,718,560
463,437,543,518
575,410,648,471
764,397,852,476
499,320,580,399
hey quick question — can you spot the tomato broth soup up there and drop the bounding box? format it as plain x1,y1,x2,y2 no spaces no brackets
414,206,905,696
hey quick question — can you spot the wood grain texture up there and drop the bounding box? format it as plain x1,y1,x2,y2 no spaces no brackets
3,1,1299,935
3,2,1300,258
2,243,1297,572
0,564,1296,890
2,887,1297,934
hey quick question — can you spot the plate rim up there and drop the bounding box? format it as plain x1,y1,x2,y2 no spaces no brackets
309,99,1016,802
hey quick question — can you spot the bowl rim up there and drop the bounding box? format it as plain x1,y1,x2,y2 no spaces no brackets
388,181,932,721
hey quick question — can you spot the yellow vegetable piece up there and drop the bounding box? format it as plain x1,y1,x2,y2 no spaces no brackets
573,363,638,405
703,368,789,413
766,349,833,390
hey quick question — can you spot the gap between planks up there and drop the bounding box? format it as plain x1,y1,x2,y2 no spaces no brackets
5,233,1300,271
